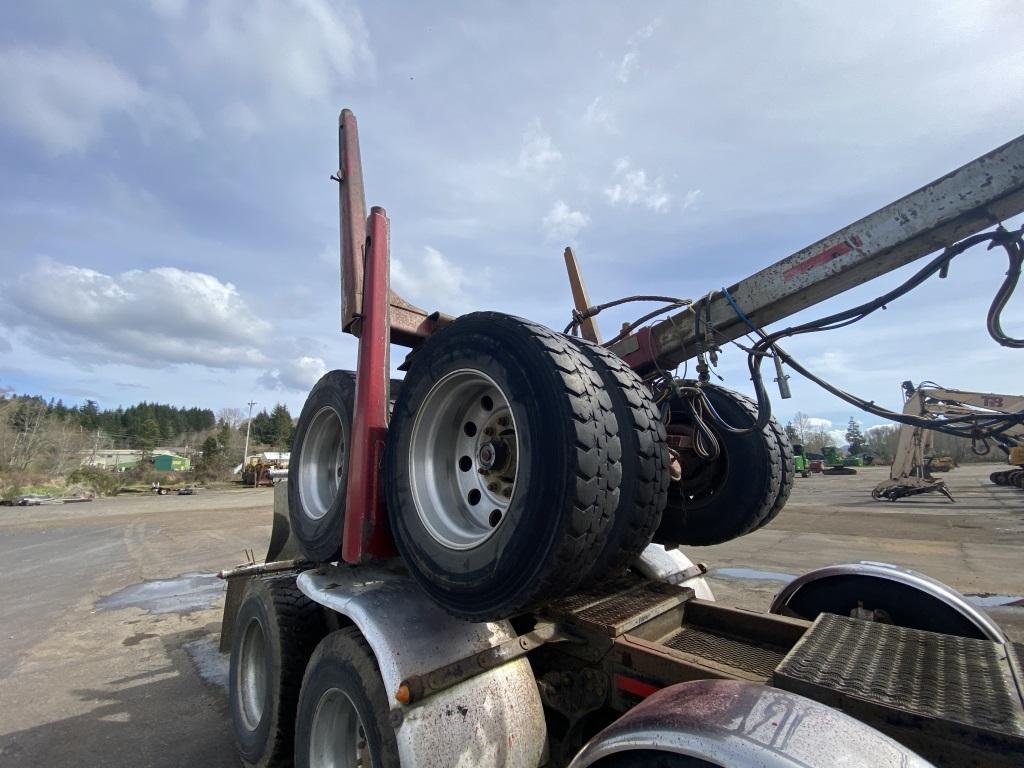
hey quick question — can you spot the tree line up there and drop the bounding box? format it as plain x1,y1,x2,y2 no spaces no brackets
784,411,1000,463
0,393,296,477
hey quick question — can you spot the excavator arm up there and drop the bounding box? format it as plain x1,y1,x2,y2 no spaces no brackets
873,381,1024,501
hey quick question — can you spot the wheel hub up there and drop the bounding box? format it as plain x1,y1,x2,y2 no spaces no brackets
308,687,369,768
409,369,519,549
238,618,267,732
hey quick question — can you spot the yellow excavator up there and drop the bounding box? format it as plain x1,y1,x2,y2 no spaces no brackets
872,381,1024,501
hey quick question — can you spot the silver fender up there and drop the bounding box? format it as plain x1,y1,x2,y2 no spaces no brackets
569,679,934,768
297,566,545,768
634,544,715,600
769,560,1005,642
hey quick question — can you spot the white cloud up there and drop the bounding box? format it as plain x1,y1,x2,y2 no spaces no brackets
392,246,471,313
0,45,144,155
543,201,590,242
583,97,616,131
1,260,270,369
604,158,672,212
150,0,189,19
0,44,202,155
259,356,326,391
183,0,373,109
616,51,639,84
804,417,833,429
627,19,661,46
682,189,703,209
616,20,660,84
518,119,562,174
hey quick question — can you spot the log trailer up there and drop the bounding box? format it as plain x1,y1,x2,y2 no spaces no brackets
219,110,1024,768
872,381,1024,501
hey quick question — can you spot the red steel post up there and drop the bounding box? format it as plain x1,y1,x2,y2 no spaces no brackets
341,206,398,563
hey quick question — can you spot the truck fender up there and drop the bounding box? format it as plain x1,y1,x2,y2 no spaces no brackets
769,561,1005,642
568,679,934,768
633,544,715,600
296,565,545,768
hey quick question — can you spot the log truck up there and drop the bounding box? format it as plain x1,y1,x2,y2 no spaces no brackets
218,110,1024,768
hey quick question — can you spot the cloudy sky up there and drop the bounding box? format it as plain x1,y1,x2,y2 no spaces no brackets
1,1,1022,441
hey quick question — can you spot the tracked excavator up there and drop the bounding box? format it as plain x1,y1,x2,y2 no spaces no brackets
872,381,1024,501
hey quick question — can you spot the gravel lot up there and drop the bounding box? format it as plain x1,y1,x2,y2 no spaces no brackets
0,462,1020,766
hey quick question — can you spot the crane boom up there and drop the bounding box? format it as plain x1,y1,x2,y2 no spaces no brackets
610,134,1024,372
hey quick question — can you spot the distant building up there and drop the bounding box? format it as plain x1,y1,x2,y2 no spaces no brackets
152,453,191,472
80,448,192,472
80,449,144,470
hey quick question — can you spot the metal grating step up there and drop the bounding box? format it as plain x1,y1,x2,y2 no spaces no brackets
775,613,1024,740
543,579,693,637
661,625,787,680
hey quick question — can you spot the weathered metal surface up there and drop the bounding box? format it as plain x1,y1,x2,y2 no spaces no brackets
769,561,1006,642
660,625,787,680
217,575,250,653
338,109,367,335
563,247,603,343
569,679,934,767
542,578,693,637
337,109,452,348
341,207,397,563
611,133,1024,372
297,565,546,768
775,614,1024,766
401,622,577,705
634,544,715,600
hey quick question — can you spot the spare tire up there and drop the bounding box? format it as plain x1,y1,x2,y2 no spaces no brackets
288,371,356,562
288,371,403,562
754,410,794,531
384,312,618,621
655,384,783,547
568,337,670,582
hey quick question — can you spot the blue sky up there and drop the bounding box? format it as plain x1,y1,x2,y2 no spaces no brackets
1,1,1021,441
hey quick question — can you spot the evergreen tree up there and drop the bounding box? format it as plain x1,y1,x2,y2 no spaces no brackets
270,404,294,450
845,417,866,454
139,418,161,451
784,422,800,445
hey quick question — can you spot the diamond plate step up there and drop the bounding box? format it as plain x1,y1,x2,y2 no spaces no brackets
775,613,1024,744
542,578,693,637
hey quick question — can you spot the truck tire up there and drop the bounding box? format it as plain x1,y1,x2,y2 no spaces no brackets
289,371,356,562
568,337,670,582
385,312,617,621
294,628,399,768
655,385,783,547
753,411,794,531
229,576,325,768
289,371,403,562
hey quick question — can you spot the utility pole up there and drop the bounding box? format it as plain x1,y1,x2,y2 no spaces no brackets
241,400,256,479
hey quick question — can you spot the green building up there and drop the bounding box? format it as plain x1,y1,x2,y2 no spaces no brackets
152,453,191,472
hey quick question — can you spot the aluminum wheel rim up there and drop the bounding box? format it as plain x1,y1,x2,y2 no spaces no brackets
409,369,519,549
238,618,267,731
299,405,346,521
308,688,369,768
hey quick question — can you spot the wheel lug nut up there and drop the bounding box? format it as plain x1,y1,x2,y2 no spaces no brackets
487,482,499,492
484,427,494,436
502,487,512,498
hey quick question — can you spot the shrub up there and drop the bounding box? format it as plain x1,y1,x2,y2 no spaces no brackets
66,466,124,497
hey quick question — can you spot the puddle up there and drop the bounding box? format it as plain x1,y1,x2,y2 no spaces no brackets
710,567,796,583
185,637,228,689
97,572,223,614
965,593,1024,608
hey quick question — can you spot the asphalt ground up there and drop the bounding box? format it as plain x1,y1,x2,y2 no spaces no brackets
0,462,1020,766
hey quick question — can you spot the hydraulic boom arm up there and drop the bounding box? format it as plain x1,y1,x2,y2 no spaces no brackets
609,135,1024,373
